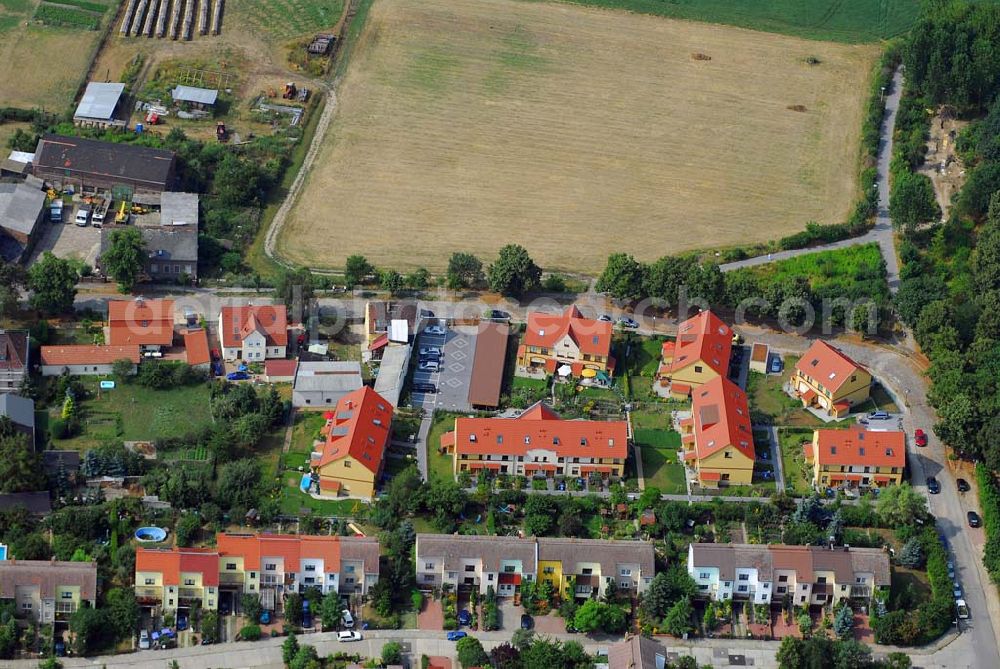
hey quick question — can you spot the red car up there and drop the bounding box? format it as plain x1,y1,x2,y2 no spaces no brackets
914,429,928,447
210,349,221,362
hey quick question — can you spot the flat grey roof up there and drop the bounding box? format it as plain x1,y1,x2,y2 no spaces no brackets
160,192,199,226
75,82,125,120
373,344,408,408
171,85,219,105
293,361,363,393
0,183,45,236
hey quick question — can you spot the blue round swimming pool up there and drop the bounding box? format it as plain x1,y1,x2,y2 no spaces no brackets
135,527,167,543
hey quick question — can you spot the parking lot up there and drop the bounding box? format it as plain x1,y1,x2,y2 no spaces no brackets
411,323,476,413
27,209,103,267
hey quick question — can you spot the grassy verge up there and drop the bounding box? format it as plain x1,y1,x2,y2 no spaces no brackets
778,428,815,496
425,411,461,481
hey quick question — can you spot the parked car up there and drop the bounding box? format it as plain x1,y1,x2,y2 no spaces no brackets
447,631,467,641
948,562,955,579
54,641,66,657
617,317,639,329
968,511,982,528
226,371,250,381
769,356,783,374
914,428,928,447
556,480,567,491
177,615,188,631
260,610,271,625
412,382,437,394
219,602,231,615
457,609,472,626
302,600,313,629
487,310,510,320
419,347,442,357
418,361,440,372
74,207,90,227
598,314,613,323
758,450,770,460
341,609,354,628
520,614,533,630
337,631,362,642
957,478,971,493
953,583,963,599
139,630,150,650
926,477,941,494
424,325,447,336
957,599,970,619
868,410,891,421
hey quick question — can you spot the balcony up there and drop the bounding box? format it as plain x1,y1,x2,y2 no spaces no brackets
135,587,161,604
850,586,872,598
219,573,244,585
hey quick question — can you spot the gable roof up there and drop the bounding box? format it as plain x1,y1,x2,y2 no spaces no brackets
691,376,754,461
108,224,197,264
74,82,125,120
415,534,537,573
216,533,348,573
608,635,668,669
690,543,890,587
317,386,392,473
467,321,509,408
34,135,175,190
107,298,175,346
293,361,363,394
40,344,142,366
795,340,867,393
183,329,210,366
0,182,46,237
523,306,612,357
220,305,288,348
537,537,655,575
0,560,98,601
265,359,298,378
0,394,34,430
813,428,905,469
662,310,732,377
40,345,141,367
136,547,220,586
0,331,28,371
451,406,627,460
339,536,381,575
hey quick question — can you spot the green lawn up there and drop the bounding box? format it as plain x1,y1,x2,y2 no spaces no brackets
746,362,854,428
778,428,815,496
425,411,461,481
637,428,685,495
288,411,327,457
50,380,213,450
631,410,672,431
559,0,924,43
278,472,369,517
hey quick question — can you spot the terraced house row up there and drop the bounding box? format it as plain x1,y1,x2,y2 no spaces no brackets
415,534,655,599
440,401,629,480
687,543,890,606
135,534,379,614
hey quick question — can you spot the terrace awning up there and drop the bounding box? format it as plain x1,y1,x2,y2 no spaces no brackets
580,466,613,473
498,573,522,585
440,431,456,448
700,471,722,481
469,462,501,470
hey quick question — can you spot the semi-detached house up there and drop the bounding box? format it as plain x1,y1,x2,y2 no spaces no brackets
805,427,906,490
791,340,872,419
656,310,733,399
687,543,890,607
415,534,654,600
441,401,628,481
679,375,755,487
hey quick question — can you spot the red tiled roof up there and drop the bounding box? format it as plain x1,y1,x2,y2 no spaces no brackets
108,299,175,346
794,340,867,394
317,386,392,474
40,344,140,366
803,443,814,461
216,533,342,573
813,428,905,469
662,311,732,378
136,547,220,586
0,332,28,371
453,403,627,460
800,388,818,403
183,329,210,366
220,305,288,348
691,376,754,462
440,431,456,448
522,306,612,358
265,359,298,378
580,465,613,473
368,334,389,351
671,383,692,397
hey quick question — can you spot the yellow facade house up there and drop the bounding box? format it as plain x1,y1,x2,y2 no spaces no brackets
135,547,220,614
791,340,872,419
680,376,755,487
656,310,733,399
805,427,905,490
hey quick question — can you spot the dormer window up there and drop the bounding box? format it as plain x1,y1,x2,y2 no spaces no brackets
580,438,587,446
524,436,531,445
470,434,477,442
497,435,503,444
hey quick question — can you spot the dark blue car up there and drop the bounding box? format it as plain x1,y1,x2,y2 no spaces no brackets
226,371,249,381
447,631,467,641
457,609,472,626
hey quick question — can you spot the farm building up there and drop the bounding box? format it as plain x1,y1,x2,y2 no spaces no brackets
33,135,176,194
292,361,364,408
0,182,45,261
160,192,199,226
99,224,198,283
73,82,127,128
1,151,34,179
170,85,219,110
0,394,35,446
0,330,29,393
39,345,141,376
308,34,335,55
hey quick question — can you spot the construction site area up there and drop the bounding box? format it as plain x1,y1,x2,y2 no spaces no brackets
919,110,969,221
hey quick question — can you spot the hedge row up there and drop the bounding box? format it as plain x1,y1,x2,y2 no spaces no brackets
975,464,1000,583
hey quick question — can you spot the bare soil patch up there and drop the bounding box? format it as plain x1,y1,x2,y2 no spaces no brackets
278,0,878,272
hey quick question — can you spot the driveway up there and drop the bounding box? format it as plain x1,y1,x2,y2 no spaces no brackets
436,326,476,412
417,598,444,631
27,214,103,267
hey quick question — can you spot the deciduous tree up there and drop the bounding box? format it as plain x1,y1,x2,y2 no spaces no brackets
101,226,146,293
28,252,77,314
487,244,541,297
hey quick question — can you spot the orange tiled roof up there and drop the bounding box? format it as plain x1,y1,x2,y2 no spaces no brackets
691,376,754,462
40,344,141,366
813,428,905,469
108,299,175,346
794,340,867,394
453,402,627,460
317,386,392,474
220,305,288,348
216,533,342,572
265,359,298,378
183,329,210,366
522,306,612,357
136,547,220,586
662,310,732,378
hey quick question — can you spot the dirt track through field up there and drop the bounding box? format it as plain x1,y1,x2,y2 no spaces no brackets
278,0,878,273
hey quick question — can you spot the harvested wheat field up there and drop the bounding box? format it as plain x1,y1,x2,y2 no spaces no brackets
279,0,878,272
